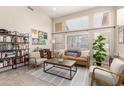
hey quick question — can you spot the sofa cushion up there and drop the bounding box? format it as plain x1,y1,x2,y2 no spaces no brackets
76,57,88,62
89,66,117,85
81,50,89,57
67,52,77,57
67,50,78,53
30,52,40,58
63,56,76,60
36,58,47,65
110,58,124,74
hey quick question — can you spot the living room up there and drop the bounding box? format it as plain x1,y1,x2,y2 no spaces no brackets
0,6,124,87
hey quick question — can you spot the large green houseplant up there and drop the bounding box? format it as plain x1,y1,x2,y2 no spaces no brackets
92,35,106,66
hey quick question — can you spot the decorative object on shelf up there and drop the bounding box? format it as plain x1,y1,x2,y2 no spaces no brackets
118,25,124,44
31,28,48,45
92,35,106,66
10,31,16,35
0,29,9,34
0,36,3,42
23,37,28,43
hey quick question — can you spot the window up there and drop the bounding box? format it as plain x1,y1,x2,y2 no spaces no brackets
53,34,65,49
93,11,111,27
65,16,89,31
117,8,124,25
67,34,89,51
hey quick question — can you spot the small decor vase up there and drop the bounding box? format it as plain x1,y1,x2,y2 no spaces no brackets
58,58,63,62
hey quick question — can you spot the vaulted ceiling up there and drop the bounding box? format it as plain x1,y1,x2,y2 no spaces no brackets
40,6,95,18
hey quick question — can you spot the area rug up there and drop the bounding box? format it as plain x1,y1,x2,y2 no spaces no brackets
27,66,90,86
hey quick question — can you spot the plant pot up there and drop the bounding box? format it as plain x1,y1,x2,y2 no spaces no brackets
58,58,63,62
96,62,102,66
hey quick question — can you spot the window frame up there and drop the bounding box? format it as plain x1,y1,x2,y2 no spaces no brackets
93,11,112,28
67,33,89,51
65,16,89,31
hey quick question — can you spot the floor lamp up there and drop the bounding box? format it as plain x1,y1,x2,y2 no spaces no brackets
52,39,55,57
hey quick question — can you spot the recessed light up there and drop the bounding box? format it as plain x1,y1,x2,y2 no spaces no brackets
53,7,57,11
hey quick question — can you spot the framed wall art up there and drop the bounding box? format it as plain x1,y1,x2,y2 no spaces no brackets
118,26,124,44
31,28,48,45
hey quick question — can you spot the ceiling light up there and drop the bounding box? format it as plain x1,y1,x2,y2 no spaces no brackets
53,7,57,11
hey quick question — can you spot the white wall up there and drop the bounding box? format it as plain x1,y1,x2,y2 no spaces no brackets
116,7,124,58
53,6,116,31
0,6,52,51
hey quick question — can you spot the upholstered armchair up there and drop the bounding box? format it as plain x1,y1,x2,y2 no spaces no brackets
28,52,47,69
89,58,124,86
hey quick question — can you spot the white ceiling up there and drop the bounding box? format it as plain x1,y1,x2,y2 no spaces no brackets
40,6,95,18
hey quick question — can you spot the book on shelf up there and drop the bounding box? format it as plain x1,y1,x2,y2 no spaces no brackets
5,36,11,42
7,44,12,50
0,44,17,50
4,60,7,66
21,50,28,56
21,57,25,62
16,37,29,43
16,51,21,56
0,59,3,68
2,52,16,58
0,36,3,42
16,58,20,64
2,53,6,58
0,52,1,58
19,44,28,49
7,58,13,65
11,36,16,43
0,62,3,68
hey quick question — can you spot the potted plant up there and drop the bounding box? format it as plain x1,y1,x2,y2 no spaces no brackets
58,53,63,62
92,35,106,66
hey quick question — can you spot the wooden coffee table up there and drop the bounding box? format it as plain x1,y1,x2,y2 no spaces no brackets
43,58,77,80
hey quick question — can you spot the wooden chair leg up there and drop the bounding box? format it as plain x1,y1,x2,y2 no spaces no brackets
91,79,94,86
28,62,30,70
35,65,37,70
